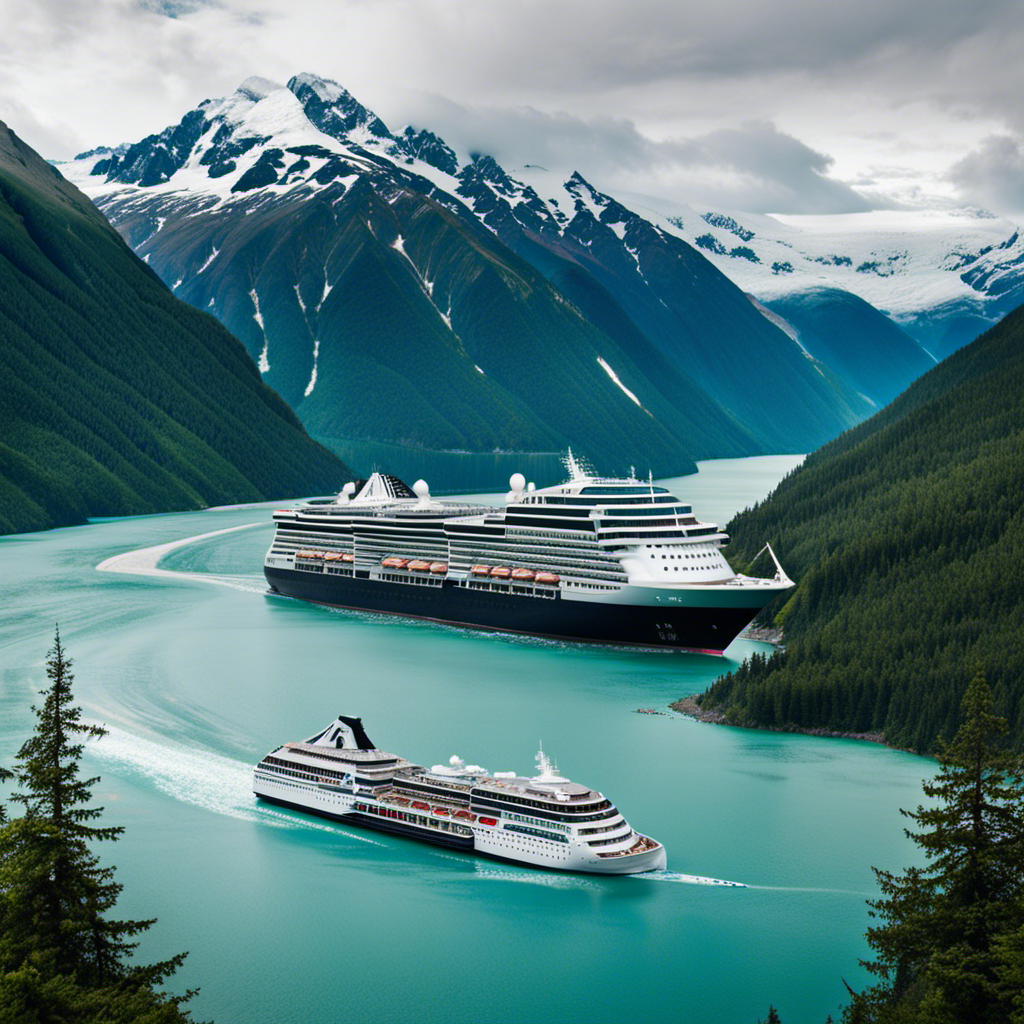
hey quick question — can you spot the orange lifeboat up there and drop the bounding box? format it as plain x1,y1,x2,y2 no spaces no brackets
478,817,498,827
411,801,430,811
511,567,535,581
341,553,355,563
470,565,492,576
381,556,409,569
432,807,450,816
429,562,448,575
453,810,476,821
535,572,560,585
490,566,512,579
407,559,431,572
324,552,342,562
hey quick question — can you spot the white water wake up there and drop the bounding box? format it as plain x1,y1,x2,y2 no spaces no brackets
85,724,384,846
96,522,269,592
639,871,747,888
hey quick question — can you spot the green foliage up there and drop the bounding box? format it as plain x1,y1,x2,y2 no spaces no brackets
0,120,347,536
697,301,1024,751
0,629,201,1022
843,671,1024,1023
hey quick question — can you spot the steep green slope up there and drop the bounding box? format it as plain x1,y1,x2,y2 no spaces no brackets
110,169,760,476
763,286,935,408
695,303,1024,752
0,121,347,534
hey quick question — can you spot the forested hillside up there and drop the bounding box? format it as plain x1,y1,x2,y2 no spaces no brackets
695,302,1024,752
0,120,347,535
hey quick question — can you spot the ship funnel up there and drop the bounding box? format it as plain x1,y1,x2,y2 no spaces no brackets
305,715,375,750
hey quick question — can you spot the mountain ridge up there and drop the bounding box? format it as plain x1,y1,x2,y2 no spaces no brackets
0,118,349,535
62,73,901,484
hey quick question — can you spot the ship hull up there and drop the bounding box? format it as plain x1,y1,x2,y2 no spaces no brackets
254,790,665,874
257,793,475,852
264,565,769,653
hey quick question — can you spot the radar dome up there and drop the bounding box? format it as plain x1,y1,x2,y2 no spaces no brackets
509,472,526,492
413,479,430,499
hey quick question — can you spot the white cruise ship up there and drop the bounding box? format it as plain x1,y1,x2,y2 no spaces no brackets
253,715,667,874
263,452,792,652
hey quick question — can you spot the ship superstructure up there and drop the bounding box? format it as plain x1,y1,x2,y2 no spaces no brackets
253,715,666,874
263,454,792,652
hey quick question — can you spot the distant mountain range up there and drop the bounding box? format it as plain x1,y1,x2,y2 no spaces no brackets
693,298,1024,752
62,73,942,484
0,119,348,535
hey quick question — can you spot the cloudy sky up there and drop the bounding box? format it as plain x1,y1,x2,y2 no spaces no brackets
2,0,1024,216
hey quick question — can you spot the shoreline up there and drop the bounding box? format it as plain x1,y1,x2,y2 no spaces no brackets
669,696,893,747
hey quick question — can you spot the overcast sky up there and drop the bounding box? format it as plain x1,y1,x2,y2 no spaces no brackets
2,0,1024,217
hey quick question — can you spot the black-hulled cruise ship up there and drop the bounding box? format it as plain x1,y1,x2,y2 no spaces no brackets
254,715,666,874
263,452,792,653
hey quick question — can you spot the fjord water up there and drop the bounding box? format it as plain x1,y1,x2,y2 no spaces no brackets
0,455,931,1024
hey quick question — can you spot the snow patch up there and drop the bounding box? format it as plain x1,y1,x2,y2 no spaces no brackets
198,245,219,273
597,356,649,414
294,282,306,315
304,338,320,396
250,289,270,373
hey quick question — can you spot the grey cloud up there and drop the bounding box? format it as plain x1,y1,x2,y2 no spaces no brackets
949,135,1024,215
400,96,871,214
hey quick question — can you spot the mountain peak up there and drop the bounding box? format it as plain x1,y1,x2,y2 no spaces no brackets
287,72,347,105
286,73,392,143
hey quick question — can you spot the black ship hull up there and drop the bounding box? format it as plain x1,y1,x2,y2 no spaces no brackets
256,794,476,851
264,565,766,653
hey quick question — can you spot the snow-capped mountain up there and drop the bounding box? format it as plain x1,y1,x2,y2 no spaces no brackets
63,73,928,479
614,197,1024,360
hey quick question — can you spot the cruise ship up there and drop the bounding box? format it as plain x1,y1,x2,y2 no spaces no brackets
253,714,666,874
263,452,792,653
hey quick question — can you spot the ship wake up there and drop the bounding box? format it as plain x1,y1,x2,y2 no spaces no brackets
84,723,384,845
96,522,269,593
638,870,747,887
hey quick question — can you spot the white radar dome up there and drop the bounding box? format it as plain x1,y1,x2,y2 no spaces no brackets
509,472,526,492
413,479,430,499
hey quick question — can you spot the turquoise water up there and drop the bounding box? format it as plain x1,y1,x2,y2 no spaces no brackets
0,456,931,1024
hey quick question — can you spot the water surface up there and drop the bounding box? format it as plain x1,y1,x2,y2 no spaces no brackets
0,455,930,1024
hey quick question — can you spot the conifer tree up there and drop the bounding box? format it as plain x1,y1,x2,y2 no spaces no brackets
0,627,201,1022
845,669,1024,1023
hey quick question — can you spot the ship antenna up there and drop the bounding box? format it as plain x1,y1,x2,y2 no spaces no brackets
648,469,654,502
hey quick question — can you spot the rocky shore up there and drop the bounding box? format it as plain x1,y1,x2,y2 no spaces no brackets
738,624,784,645
669,696,888,746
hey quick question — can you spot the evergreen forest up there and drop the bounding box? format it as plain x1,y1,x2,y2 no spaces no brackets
0,120,347,536
696,300,1024,752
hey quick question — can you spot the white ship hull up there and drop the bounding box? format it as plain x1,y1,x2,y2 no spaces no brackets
253,768,666,875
